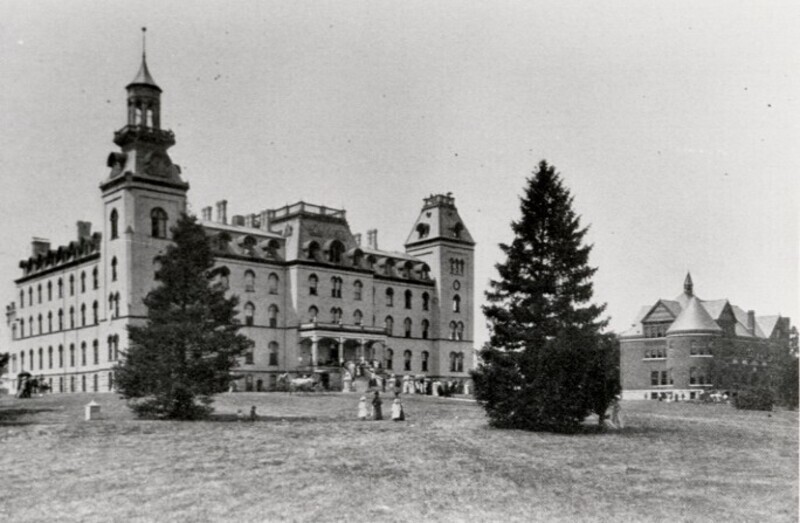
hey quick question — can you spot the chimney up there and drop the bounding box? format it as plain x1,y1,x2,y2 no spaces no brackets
201,206,213,221
231,215,245,227
747,310,756,336
259,210,271,231
216,200,228,224
77,221,92,242
244,214,255,229
354,233,362,246
31,238,50,257
367,229,378,249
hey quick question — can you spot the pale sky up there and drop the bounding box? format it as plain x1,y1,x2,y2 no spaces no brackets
1,1,797,346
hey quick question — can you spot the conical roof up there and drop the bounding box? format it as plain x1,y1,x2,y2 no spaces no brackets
666,296,722,335
127,54,161,91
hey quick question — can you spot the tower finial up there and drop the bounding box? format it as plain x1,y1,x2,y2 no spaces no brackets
684,272,694,296
142,27,147,59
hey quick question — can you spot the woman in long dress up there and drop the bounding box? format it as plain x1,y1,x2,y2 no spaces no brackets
610,396,624,429
372,391,383,420
357,396,368,421
391,398,405,421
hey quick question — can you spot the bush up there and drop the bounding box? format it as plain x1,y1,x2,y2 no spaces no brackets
733,386,774,411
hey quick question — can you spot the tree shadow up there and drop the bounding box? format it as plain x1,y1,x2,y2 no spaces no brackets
208,413,321,423
0,407,59,426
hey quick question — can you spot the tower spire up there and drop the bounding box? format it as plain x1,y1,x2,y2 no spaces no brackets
684,272,694,296
142,27,146,60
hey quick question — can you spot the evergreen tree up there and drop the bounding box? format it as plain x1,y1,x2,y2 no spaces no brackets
115,214,253,420
472,160,619,433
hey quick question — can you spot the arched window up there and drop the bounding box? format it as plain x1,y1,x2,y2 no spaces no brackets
268,273,279,294
331,307,342,323
113,335,119,360
47,311,52,332
92,267,99,289
268,305,279,328
385,316,394,335
404,350,412,372
422,292,430,311
306,241,320,260
422,351,429,372
20,352,24,371
107,336,114,361
37,284,42,304
456,321,464,341
308,306,319,322
353,309,363,325
48,346,53,369
353,280,363,301
93,374,99,392
457,352,465,372
453,294,461,313
57,278,63,298
28,287,33,305
58,345,63,368
244,270,256,292
93,339,99,364
19,318,24,338
449,321,457,340
69,344,75,367
404,290,412,309
80,271,86,293
404,318,412,338
81,375,87,392
114,293,120,318
331,277,342,298
385,288,394,307
69,275,75,296
151,207,168,238
244,302,255,326
38,347,43,370
69,307,75,329
81,342,87,366
37,314,42,334
110,209,119,239
385,348,394,370
92,301,99,325
268,342,279,366
450,352,457,372
19,289,24,308
111,257,118,281
328,241,345,263
309,274,319,295
47,281,52,301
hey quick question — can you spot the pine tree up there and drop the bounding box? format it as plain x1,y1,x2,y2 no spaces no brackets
115,214,253,419
472,160,619,433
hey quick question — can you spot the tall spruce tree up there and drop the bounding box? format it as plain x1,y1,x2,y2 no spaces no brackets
472,160,619,432
115,214,253,420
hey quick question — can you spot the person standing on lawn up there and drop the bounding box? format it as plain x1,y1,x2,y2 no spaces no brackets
391,397,405,421
609,396,624,429
372,391,383,420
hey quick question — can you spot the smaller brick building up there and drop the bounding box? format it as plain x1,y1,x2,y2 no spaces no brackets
620,274,792,400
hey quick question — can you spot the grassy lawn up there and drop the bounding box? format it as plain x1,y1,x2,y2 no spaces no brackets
0,393,796,522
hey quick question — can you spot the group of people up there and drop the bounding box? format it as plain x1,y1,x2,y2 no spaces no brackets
358,391,405,421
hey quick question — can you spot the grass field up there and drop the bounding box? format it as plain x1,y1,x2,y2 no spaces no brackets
0,392,796,522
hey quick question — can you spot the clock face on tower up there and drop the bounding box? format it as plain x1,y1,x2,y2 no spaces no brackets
144,151,172,177
453,280,461,291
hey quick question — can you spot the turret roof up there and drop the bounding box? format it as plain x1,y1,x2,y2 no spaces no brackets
127,54,161,91
666,296,723,334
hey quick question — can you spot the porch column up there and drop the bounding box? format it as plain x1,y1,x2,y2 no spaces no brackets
337,337,344,365
358,339,366,363
311,336,319,368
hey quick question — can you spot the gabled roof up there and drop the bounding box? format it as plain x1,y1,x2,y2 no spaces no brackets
700,299,728,320
756,316,781,338
620,305,650,338
666,297,723,335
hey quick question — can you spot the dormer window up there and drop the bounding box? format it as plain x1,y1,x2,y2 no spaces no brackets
110,209,119,239
453,222,464,239
416,223,430,239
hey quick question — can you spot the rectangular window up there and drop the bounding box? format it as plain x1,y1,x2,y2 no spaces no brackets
268,352,278,366
650,371,659,386
660,371,668,386
245,349,254,365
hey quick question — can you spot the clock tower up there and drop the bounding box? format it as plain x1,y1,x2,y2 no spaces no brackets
99,31,189,328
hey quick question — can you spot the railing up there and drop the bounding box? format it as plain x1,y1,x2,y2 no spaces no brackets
267,201,346,221
298,321,386,335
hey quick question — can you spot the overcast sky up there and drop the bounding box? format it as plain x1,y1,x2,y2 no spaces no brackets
1,1,797,345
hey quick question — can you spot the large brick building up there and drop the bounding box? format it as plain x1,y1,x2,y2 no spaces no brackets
2,51,476,395
620,273,792,400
